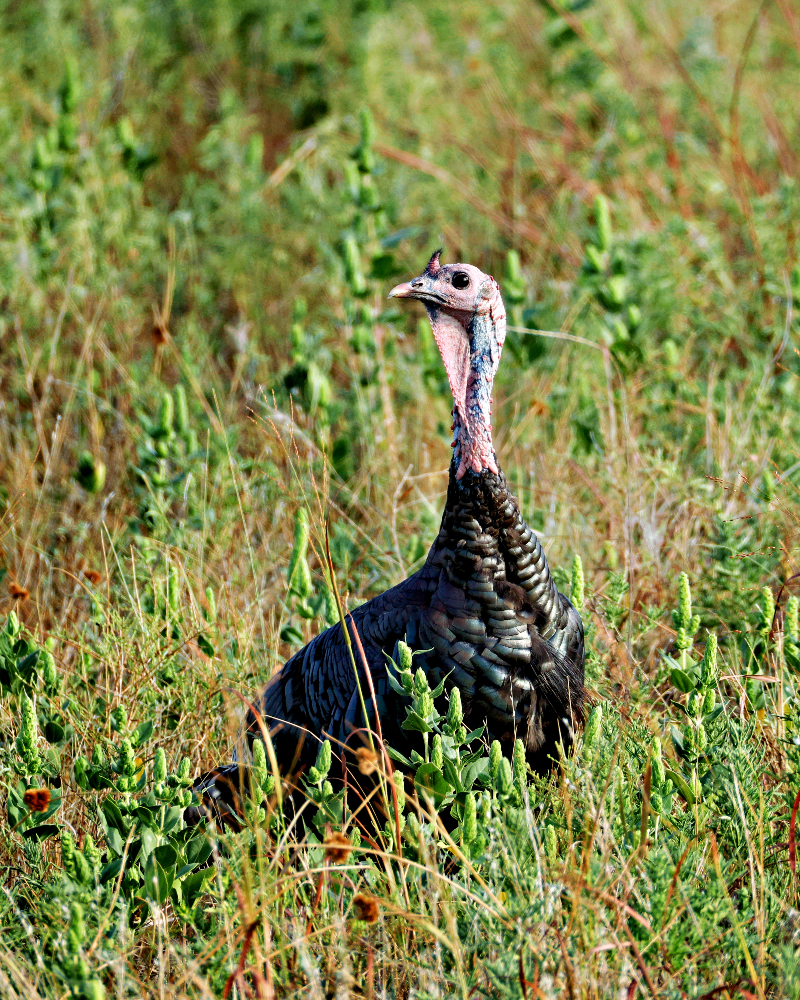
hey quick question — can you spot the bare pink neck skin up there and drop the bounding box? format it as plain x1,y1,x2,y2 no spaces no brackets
426,281,506,479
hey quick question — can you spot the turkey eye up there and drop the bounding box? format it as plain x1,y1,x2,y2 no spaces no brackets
452,271,470,289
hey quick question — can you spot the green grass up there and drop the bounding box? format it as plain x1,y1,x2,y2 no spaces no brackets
1,0,800,996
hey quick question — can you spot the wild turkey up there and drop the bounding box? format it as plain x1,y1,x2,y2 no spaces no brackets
189,251,585,823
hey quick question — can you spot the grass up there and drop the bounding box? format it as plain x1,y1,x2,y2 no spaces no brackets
1,0,800,995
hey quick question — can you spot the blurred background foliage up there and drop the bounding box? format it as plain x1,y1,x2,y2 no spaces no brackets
2,0,800,995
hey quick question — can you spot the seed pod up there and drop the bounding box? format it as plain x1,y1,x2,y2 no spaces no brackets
5,611,20,638
489,740,502,785
570,554,585,609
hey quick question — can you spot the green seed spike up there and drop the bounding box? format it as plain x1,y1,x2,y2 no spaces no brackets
544,824,558,864
650,736,666,789
118,738,137,779
60,56,82,114
594,194,613,253
446,687,463,734
83,834,101,875
69,901,86,945
489,740,502,785
393,770,405,813
343,233,367,296
513,739,527,792
431,734,443,770
582,703,603,760
759,586,775,638
314,740,332,782
287,509,310,598
157,391,174,439
177,758,191,785
344,159,361,202
167,564,179,616
16,695,40,775
496,757,513,796
204,586,217,624
673,572,700,661
61,829,77,879
463,793,477,845
112,704,128,735
397,640,414,674
570,554,585,609
173,385,189,436
786,596,799,642
700,633,718,689
253,739,268,789
152,747,167,784
73,850,91,885
40,649,59,694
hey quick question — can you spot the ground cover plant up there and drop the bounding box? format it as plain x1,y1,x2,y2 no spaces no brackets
1,0,800,996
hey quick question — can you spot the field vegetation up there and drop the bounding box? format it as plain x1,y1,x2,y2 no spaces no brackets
2,0,800,996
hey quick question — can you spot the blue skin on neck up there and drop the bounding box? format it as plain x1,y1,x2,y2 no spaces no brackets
448,306,504,478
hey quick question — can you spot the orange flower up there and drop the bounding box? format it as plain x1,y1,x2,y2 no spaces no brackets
9,582,29,601
84,569,102,585
23,788,51,812
354,746,379,776
324,832,352,864
352,893,380,924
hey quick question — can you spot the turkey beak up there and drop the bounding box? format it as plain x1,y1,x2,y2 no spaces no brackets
388,277,425,300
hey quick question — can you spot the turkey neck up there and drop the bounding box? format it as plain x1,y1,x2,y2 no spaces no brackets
428,282,506,480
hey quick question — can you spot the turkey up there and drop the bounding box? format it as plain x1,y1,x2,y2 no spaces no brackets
189,251,585,824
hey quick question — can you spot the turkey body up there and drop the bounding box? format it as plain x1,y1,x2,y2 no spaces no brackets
255,465,584,776
190,253,585,823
